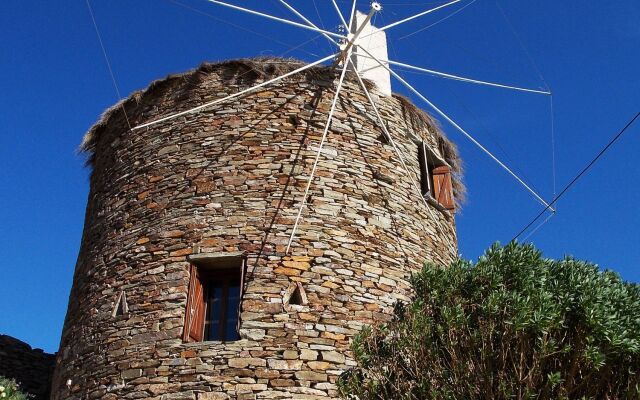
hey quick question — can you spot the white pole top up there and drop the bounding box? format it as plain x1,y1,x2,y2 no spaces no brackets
350,9,392,96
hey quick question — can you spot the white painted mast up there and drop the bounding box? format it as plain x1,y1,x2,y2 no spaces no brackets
349,3,392,96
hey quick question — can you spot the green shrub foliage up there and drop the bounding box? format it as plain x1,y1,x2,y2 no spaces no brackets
0,377,29,400
338,243,640,399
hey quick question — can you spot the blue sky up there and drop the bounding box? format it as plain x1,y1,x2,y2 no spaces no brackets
1,0,638,353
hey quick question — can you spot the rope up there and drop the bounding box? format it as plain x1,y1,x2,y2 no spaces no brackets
167,0,323,58
286,55,353,254
398,0,478,40
366,56,550,95
275,0,339,46
85,0,132,131
348,59,459,258
494,0,550,91
374,0,465,33
331,0,349,29
550,95,557,199
361,46,555,210
204,0,345,40
521,212,554,242
496,0,558,202
311,0,334,55
379,12,400,62
512,111,640,241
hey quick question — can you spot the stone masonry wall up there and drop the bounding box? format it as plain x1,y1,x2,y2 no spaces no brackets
51,62,458,399
0,335,55,400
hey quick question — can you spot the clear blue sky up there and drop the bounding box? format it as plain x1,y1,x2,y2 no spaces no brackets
1,0,638,353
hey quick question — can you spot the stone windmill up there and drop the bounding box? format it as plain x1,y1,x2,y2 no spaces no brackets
52,1,553,398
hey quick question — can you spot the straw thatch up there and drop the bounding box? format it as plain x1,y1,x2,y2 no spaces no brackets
80,57,463,201
393,93,465,203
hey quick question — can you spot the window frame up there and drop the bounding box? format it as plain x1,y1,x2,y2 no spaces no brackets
418,141,455,212
201,267,241,342
183,252,247,343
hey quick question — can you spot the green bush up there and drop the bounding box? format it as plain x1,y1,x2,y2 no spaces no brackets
338,242,640,400
0,377,28,400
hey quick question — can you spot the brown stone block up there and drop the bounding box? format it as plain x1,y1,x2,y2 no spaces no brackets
320,351,345,364
254,369,280,379
307,361,331,370
121,368,143,379
321,332,345,341
364,303,380,311
298,313,318,322
199,238,221,247
273,267,301,277
320,281,339,289
242,300,282,314
270,379,295,387
195,180,215,194
267,359,303,370
289,256,312,262
149,383,181,395
180,350,197,358
170,248,193,257
281,261,311,270
294,371,327,382
186,168,203,179
282,350,298,360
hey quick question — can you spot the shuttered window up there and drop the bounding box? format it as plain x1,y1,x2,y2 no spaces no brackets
203,271,241,341
183,253,246,343
432,165,455,210
418,141,455,211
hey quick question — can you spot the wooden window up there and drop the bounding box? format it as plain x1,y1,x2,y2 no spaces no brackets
418,142,455,211
183,253,246,343
184,265,206,342
432,166,455,210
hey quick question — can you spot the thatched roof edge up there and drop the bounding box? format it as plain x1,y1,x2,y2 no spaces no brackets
80,57,463,202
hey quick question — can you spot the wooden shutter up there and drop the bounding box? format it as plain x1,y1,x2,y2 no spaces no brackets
432,165,455,211
183,265,205,342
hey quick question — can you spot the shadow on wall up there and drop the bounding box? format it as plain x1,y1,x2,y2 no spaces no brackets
0,335,56,400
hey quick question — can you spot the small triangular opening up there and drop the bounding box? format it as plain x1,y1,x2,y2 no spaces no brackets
115,299,126,316
285,282,308,307
377,133,389,144
112,291,129,317
289,285,304,306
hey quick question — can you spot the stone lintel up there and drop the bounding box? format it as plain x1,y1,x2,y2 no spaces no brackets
187,252,246,269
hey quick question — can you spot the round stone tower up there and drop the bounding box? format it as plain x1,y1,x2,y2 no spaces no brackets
51,58,461,399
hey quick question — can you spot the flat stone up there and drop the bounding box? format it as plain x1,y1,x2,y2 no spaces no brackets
267,359,303,370
121,369,142,379
161,392,195,400
282,350,298,360
198,393,230,400
300,349,318,361
294,371,328,381
320,351,345,364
